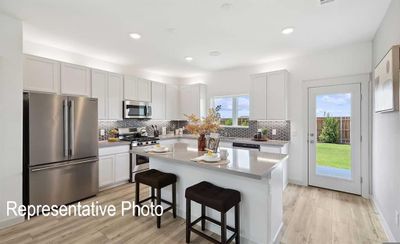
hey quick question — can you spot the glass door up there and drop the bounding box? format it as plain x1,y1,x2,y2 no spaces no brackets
308,84,361,194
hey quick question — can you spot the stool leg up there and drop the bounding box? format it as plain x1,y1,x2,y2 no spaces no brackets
172,183,177,218
156,188,161,228
134,182,140,216
235,204,240,244
221,212,227,244
151,187,155,205
186,198,191,243
201,204,206,231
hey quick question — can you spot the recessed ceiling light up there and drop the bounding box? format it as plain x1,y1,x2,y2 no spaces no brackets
129,33,141,39
185,56,193,62
281,27,294,35
209,51,221,56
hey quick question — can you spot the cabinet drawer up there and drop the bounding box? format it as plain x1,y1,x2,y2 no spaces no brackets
99,145,130,156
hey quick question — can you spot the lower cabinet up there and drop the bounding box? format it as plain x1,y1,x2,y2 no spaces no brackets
99,146,130,190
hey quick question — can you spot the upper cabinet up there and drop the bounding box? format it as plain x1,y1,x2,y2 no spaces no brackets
151,82,166,120
124,76,151,102
91,69,124,120
23,55,60,93
180,83,207,120
91,69,108,120
166,84,180,120
250,70,288,120
107,73,124,120
61,62,91,96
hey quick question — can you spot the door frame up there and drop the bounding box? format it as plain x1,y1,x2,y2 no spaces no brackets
302,73,371,198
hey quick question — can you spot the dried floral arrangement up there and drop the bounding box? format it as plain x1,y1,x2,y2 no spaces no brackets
184,107,222,135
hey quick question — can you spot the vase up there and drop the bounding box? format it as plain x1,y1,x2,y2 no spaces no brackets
198,134,206,151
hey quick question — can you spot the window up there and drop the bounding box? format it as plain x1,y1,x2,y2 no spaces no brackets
212,95,250,127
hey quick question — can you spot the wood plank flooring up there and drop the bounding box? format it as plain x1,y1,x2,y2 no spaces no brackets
0,183,387,244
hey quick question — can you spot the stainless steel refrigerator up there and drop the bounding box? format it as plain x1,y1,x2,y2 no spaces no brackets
23,92,99,207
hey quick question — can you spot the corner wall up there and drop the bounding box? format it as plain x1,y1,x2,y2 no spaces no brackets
372,0,400,241
0,14,23,227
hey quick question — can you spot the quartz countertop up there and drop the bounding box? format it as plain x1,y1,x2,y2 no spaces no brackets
98,140,131,148
131,145,288,180
158,134,289,147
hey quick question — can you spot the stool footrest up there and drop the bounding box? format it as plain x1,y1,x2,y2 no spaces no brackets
189,216,238,244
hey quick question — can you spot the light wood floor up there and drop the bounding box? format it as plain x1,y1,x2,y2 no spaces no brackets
0,183,387,244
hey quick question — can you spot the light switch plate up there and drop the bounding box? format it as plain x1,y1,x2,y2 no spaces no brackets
272,129,277,135
100,129,105,136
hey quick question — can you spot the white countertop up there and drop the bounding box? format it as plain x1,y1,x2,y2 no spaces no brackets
131,144,288,180
98,140,130,148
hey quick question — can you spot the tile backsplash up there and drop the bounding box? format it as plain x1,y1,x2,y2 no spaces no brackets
99,119,290,141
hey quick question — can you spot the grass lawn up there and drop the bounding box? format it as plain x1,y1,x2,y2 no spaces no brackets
316,143,351,169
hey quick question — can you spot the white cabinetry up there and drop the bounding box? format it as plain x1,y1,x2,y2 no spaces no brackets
166,84,180,120
108,73,124,120
61,62,91,96
250,70,288,120
261,144,289,189
99,145,130,189
91,69,108,119
151,82,166,120
124,77,152,102
180,84,207,119
23,55,60,93
91,70,124,120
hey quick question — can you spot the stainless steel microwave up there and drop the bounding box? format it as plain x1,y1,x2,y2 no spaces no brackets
123,100,152,119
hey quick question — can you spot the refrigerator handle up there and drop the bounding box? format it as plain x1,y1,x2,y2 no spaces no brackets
70,99,75,156
63,100,69,157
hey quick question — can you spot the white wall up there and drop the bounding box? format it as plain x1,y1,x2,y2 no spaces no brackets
372,0,400,241
0,14,24,227
182,42,372,185
24,41,179,85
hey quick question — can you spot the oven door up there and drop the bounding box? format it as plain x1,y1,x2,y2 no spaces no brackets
124,100,151,119
131,153,149,181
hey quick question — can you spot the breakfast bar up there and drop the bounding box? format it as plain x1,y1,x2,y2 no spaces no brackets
131,144,288,244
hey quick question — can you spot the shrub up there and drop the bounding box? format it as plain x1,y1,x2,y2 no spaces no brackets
319,117,339,143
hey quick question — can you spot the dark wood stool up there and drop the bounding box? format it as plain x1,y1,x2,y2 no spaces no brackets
135,169,177,228
185,181,241,244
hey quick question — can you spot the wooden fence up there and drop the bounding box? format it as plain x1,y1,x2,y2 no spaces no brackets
317,117,350,144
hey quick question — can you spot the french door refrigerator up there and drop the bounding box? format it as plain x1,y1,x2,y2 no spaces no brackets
23,92,99,207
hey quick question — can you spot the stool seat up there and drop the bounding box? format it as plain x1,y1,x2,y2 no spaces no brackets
185,181,241,213
135,169,177,188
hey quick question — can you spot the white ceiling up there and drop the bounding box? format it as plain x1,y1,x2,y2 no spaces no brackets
0,0,391,78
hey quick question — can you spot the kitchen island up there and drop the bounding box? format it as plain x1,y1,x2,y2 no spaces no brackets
131,144,288,244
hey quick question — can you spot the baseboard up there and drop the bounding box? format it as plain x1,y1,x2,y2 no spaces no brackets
370,196,397,242
288,179,307,186
0,216,24,230
272,222,284,244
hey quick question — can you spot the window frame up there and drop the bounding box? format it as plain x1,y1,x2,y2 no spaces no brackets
211,94,250,128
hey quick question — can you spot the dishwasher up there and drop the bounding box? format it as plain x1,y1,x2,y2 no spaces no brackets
232,142,261,151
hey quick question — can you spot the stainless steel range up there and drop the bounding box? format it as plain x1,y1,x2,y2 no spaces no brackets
118,127,159,182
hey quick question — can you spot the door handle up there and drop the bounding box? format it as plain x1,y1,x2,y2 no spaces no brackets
63,100,69,157
309,140,315,144
31,158,98,172
70,100,75,156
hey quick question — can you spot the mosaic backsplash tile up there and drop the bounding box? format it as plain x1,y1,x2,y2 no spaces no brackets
99,119,290,141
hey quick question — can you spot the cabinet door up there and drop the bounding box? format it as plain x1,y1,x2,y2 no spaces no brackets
250,74,267,120
151,82,166,120
23,55,60,93
180,84,200,119
124,75,138,100
166,84,179,120
108,73,124,120
61,62,91,96
114,153,130,182
91,69,108,119
266,71,288,120
99,155,115,187
138,79,151,102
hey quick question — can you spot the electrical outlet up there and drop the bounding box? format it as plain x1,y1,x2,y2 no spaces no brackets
272,129,277,135
396,210,399,227
100,129,105,136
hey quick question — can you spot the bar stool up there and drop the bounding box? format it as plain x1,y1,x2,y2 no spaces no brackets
135,169,177,228
185,181,241,244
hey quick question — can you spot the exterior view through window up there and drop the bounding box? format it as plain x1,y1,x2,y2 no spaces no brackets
212,95,250,127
